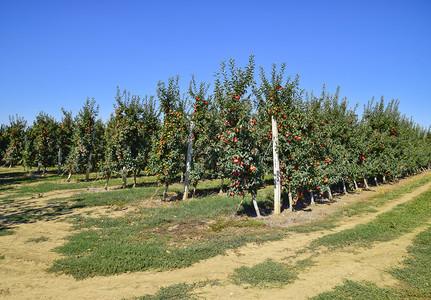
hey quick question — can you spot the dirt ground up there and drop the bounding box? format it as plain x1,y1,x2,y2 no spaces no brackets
0,172,430,299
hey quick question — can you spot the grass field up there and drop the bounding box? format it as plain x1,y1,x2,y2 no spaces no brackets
1,166,431,299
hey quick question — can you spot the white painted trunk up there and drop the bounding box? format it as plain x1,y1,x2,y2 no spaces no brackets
364,178,369,189
183,121,195,201
122,166,127,189
383,176,386,183
85,158,91,180
288,186,293,212
327,187,333,200
252,194,261,217
66,171,72,182
133,171,137,188
23,135,28,170
310,191,315,205
58,148,62,174
86,130,95,181
374,176,379,186
354,179,359,191
272,115,281,215
342,178,347,194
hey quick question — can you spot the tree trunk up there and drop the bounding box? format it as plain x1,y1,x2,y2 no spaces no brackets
342,178,347,194
86,130,95,181
271,115,281,215
58,148,62,175
85,154,91,181
37,161,41,172
327,187,333,200
183,121,195,201
235,197,244,215
383,175,386,183
133,171,137,187
122,166,127,189
310,190,315,205
288,186,293,212
23,135,28,171
364,178,369,189
354,179,359,191
252,194,261,217
66,171,72,182
192,186,197,198
374,176,379,186
104,175,110,190
162,183,169,201
219,178,224,194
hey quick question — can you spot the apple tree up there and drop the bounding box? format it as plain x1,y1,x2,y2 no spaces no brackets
5,115,27,167
152,76,188,200
65,98,99,181
104,88,159,189
214,56,263,216
32,112,59,173
183,76,215,199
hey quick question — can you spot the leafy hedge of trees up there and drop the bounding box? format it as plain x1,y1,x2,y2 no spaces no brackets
1,57,430,214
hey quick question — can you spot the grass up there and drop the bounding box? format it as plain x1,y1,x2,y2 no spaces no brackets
0,182,88,202
49,194,286,279
0,225,14,236
312,280,404,299
2,165,431,283
287,174,431,234
3,202,74,225
312,225,431,299
41,172,431,279
0,166,159,203
131,280,219,300
26,236,49,243
230,258,314,288
390,224,431,298
209,218,265,232
309,187,431,249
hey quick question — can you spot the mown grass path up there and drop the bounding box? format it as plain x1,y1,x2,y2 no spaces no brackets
0,172,430,299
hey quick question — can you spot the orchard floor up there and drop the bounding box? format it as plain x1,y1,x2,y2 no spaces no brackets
0,171,430,299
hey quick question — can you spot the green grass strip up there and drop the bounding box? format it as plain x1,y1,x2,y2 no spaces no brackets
131,280,218,300
312,225,431,299
389,224,431,298
230,258,314,288
288,174,431,234
0,227,14,236
311,280,404,299
310,187,431,249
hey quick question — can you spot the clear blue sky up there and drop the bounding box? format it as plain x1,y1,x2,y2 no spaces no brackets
1,0,430,128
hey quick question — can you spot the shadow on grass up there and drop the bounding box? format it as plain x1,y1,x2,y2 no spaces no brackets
0,199,84,231
0,170,59,186
183,187,223,199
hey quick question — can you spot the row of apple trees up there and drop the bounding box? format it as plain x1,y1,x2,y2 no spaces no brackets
1,57,430,215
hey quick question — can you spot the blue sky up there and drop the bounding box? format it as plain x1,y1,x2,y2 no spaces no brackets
1,0,430,128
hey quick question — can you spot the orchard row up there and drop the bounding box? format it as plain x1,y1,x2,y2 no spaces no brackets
1,56,430,215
